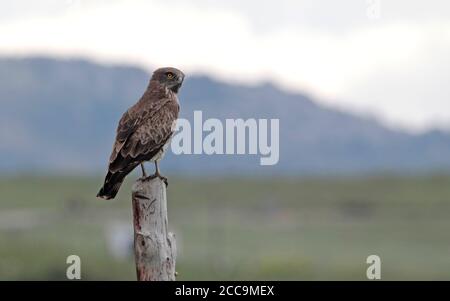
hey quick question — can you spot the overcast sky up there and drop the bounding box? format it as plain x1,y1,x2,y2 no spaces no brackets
0,0,449,132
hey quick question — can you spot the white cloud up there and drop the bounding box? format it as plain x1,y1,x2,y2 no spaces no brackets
0,0,449,131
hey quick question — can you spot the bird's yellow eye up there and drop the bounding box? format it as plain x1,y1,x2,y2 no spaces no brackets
167,73,174,79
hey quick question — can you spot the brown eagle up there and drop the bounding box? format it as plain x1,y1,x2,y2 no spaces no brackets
97,67,185,200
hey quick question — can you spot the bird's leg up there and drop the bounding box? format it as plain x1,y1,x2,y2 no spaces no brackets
155,161,160,176
144,161,168,186
140,163,147,178
154,161,168,187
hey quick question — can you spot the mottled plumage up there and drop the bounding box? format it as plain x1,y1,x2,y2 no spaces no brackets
97,67,184,199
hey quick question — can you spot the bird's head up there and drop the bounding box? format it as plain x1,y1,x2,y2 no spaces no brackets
151,67,185,93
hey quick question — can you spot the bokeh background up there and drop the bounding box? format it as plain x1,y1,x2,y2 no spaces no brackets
1,0,450,280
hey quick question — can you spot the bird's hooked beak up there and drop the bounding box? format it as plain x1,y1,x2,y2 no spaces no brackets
171,74,184,93
179,73,185,85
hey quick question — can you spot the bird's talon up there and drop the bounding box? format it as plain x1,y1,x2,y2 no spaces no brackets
143,174,156,181
143,174,168,186
161,176,168,187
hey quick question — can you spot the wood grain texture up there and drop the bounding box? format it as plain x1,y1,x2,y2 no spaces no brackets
131,177,176,281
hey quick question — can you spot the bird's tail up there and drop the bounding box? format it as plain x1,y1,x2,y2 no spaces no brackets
97,163,138,199
97,171,126,200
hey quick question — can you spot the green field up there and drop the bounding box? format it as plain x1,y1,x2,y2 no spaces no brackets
1,174,450,280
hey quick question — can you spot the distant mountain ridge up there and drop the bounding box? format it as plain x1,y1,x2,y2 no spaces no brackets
1,56,450,175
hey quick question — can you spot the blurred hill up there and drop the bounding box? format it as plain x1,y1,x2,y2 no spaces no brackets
1,56,450,175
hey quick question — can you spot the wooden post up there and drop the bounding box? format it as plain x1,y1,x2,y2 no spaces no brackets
131,177,177,281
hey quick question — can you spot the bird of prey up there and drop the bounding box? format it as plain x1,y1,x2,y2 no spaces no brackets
97,67,185,200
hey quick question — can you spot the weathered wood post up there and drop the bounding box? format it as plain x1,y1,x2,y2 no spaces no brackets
131,177,177,281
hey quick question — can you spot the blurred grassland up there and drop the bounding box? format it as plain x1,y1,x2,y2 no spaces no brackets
1,174,450,280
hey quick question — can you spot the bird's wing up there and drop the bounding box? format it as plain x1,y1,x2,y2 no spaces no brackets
108,109,143,164
109,97,179,173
